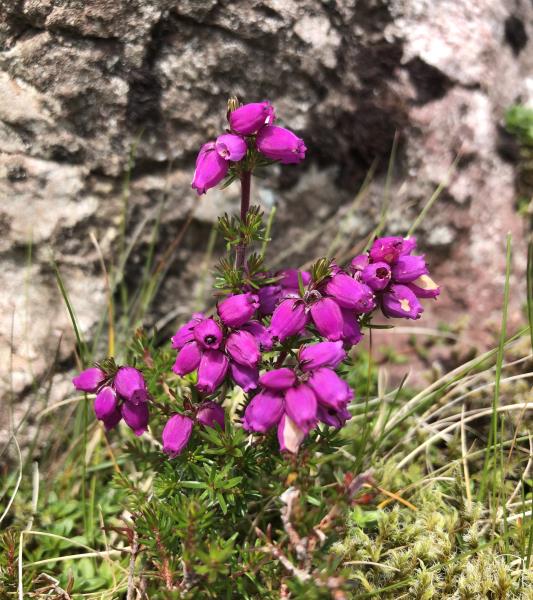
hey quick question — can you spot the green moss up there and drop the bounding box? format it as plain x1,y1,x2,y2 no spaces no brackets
333,477,533,599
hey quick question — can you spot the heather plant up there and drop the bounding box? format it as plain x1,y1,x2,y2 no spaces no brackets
73,99,440,459
2,99,531,599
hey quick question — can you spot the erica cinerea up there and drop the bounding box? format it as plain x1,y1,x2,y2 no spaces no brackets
191,99,306,195
73,360,150,435
72,98,440,458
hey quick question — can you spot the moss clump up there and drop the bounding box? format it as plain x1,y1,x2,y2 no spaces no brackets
333,480,532,599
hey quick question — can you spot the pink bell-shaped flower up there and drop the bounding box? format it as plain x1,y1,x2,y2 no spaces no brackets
191,142,229,195
162,414,194,457
229,101,275,135
243,391,284,433
256,125,306,164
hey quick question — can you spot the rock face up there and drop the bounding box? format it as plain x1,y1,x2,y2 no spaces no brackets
1,0,531,399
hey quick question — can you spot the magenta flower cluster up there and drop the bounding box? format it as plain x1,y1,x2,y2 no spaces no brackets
350,236,440,319
162,402,225,457
244,342,352,453
164,235,439,455
171,295,271,394
72,100,441,460
73,365,150,435
191,101,306,195
72,235,439,456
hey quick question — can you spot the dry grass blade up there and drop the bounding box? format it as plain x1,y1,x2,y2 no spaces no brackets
0,434,22,525
396,403,533,469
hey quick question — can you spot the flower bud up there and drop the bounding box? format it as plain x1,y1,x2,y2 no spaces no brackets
256,125,306,164
241,320,273,350
243,391,284,433
172,341,202,376
341,309,363,347
350,254,369,275
94,385,118,421
162,414,194,457
360,261,392,291
391,255,428,283
369,236,413,264
215,133,247,161
308,368,353,410
230,362,259,392
310,297,343,341
278,269,311,292
277,414,306,453
382,284,423,319
299,341,346,372
121,400,149,436
407,274,440,298
196,402,225,430
226,330,260,367
325,274,375,312
257,284,281,316
285,384,317,434
229,101,275,135
218,293,259,328
191,142,229,195
269,298,309,342
72,367,105,393
194,317,223,350
259,367,296,390
171,313,204,349
114,366,149,404
197,350,229,394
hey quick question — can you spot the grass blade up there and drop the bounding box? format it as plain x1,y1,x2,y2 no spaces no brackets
479,234,512,501
407,153,460,237
260,205,276,259
53,261,88,366
527,240,533,354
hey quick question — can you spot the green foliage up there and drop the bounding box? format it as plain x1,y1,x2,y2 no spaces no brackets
505,104,533,221
109,360,359,597
214,253,273,293
214,205,275,292
1,468,128,596
217,205,267,249
3,129,532,599
506,105,533,147
4,309,531,598
310,258,333,286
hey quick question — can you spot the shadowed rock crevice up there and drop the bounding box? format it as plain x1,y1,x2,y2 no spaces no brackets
504,15,528,55
126,14,172,129
405,57,454,105
301,0,408,184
